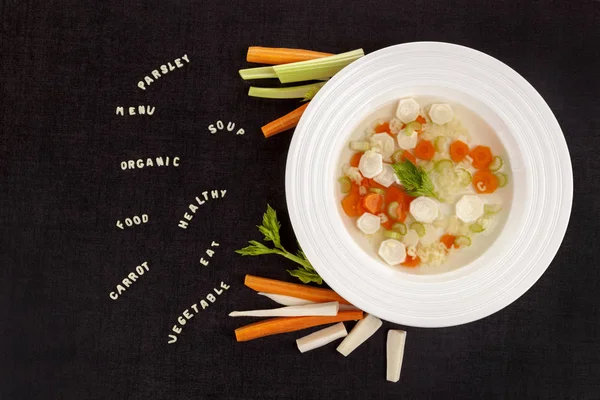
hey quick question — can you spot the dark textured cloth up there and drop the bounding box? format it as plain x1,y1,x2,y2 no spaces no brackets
1,1,599,399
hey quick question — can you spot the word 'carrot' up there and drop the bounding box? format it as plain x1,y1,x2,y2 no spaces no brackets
244,275,351,305
261,103,310,138
247,46,333,65
235,310,364,342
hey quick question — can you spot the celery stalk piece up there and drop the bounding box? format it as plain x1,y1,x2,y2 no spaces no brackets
273,49,365,83
248,82,326,100
239,66,277,80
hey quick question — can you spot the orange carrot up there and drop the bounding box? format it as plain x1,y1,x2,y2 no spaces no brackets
385,186,405,204
246,47,333,65
414,140,435,160
416,115,427,125
450,140,470,162
361,193,383,214
244,275,351,305
375,122,390,133
472,170,499,194
469,145,493,169
440,234,456,249
402,254,420,267
350,152,363,167
401,150,417,165
342,193,362,217
262,103,310,138
235,310,364,342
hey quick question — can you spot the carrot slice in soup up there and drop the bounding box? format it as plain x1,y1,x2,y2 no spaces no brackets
375,122,390,133
472,170,499,194
414,140,435,160
450,140,470,162
361,193,383,214
385,186,405,204
416,115,427,125
401,150,417,165
469,146,493,169
440,234,456,249
342,193,362,216
350,152,363,168
402,254,420,267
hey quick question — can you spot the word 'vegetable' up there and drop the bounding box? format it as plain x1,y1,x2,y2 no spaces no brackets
167,281,230,344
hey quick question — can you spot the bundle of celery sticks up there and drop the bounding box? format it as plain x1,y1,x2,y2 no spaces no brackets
239,47,364,137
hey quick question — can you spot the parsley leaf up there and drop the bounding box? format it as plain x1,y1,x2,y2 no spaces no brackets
236,204,323,285
392,160,438,199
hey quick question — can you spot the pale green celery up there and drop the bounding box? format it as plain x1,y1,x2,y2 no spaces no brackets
239,66,277,80
248,82,326,100
273,49,365,83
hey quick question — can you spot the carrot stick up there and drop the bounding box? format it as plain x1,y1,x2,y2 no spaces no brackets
244,275,351,305
235,310,364,342
261,103,310,138
247,46,333,65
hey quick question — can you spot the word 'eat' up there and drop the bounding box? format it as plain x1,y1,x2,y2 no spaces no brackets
200,241,220,266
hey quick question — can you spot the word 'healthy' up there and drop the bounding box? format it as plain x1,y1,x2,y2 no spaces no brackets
109,261,149,300
208,119,245,136
178,189,227,229
167,281,230,344
120,156,180,170
138,54,190,91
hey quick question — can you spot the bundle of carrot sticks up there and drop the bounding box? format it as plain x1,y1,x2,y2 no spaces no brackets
233,274,362,342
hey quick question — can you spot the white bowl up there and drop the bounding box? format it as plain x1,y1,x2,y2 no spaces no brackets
285,42,573,328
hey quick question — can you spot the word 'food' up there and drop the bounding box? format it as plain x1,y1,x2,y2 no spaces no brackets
120,156,180,170
137,54,190,91
178,190,227,229
116,106,155,116
200,241,220,266
208,120,245,136
167,281,230,344
116,214,149,229
109,261,150,300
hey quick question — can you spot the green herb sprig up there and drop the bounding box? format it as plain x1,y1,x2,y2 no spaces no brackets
392,160,438,199
236,205,323,285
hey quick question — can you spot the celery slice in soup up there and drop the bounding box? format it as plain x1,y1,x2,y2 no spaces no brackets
369,188,385,195
495,172,508,188
434,136,449,152
489,156,504,172
384,230,403,240
456,168,472,186
392,223,407,235
434,159,453,173
338,177,352,193
402,121,422,135
454,235,472,247
387,202,399,219
409,222,426,237
484,204,501,215
350,141,371,151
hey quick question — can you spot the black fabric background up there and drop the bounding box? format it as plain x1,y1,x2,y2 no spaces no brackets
1,1,599,399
